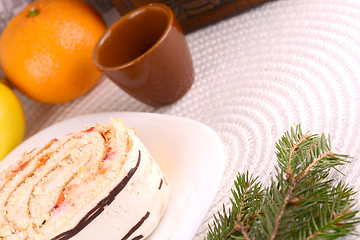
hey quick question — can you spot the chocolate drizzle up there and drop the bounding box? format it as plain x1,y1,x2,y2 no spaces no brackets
158,178,163,190
51,150,142,240
131,235,145,240
121,211,150,240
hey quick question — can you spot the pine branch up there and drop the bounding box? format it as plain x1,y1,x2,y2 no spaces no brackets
206,125,360,240
206,172,264,239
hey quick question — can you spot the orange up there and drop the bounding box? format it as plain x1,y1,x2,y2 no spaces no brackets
0,0,106,104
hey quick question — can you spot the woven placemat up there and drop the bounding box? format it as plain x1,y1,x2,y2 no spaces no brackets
2,0,360,238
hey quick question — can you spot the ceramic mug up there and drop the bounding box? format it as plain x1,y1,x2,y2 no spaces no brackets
92,3,194,107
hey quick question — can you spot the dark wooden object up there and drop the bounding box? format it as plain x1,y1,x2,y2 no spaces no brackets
111,0,272,33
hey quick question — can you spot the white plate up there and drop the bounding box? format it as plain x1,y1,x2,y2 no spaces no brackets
1,112,225,240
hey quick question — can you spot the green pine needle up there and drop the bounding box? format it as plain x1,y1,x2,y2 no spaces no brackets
206,124,359,240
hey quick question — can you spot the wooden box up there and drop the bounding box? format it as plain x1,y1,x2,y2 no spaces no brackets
111,0,272,33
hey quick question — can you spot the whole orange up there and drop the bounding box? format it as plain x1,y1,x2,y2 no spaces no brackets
0,0,106,104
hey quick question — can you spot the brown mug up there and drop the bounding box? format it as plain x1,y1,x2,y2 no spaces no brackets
92,3,194,107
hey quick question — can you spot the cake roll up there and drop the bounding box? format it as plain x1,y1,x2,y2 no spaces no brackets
0,118,170,240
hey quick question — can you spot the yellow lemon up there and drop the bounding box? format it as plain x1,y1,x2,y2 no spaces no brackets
0,83,25,160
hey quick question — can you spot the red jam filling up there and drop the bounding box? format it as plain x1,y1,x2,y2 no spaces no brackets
83,127,95,133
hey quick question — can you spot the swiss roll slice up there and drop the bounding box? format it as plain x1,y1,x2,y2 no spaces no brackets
0,118,170,240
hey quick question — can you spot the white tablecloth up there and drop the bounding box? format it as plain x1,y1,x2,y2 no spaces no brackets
2,0,360,239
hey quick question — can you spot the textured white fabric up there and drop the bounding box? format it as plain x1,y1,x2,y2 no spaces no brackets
8,0,360,238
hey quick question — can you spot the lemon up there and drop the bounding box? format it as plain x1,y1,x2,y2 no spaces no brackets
0,83,25,160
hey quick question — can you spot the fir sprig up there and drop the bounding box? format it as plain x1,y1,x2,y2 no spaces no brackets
206,125,359,240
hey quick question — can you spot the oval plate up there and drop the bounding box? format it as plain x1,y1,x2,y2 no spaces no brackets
1,112,226,239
